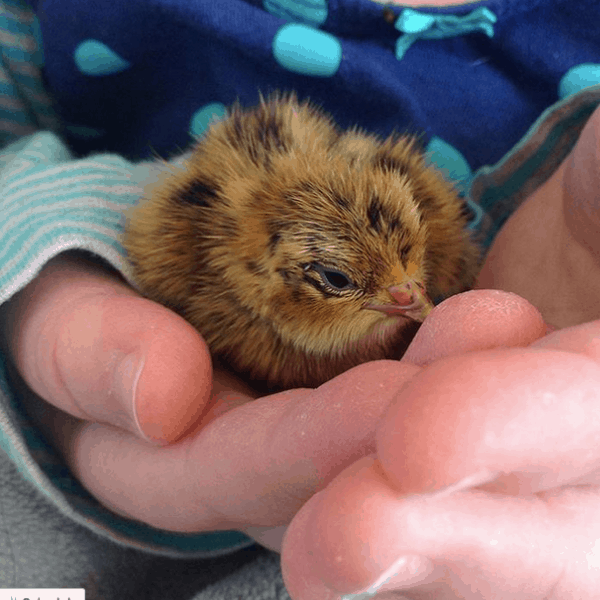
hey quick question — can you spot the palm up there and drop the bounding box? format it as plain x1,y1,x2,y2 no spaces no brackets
476,106,600,330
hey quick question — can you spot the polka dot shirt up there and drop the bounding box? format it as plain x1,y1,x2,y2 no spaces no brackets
28,0,600,193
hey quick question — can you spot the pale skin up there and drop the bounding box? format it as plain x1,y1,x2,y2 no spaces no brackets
3,57,600,600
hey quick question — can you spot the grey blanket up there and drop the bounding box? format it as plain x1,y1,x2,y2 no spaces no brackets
0,449,289,599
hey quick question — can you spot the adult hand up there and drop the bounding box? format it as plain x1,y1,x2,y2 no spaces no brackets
281,106,600,598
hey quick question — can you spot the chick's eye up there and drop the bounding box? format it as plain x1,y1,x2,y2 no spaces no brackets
312,263,355,291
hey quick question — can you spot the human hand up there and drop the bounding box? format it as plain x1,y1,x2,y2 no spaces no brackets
0,251,421,544
280,107,600,598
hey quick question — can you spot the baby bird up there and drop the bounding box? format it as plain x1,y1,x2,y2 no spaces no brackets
124,93,480,392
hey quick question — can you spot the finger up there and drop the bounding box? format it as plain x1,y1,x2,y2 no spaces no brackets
283,456,600,599
195,365,260,424
3,253,212,443
377,321,600,496
532,318,600,361
63,359,420,532
403,289,547,366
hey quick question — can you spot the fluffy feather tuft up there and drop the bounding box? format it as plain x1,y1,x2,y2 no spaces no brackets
124,93,481,392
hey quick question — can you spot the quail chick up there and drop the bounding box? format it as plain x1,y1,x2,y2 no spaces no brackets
124,93,480,392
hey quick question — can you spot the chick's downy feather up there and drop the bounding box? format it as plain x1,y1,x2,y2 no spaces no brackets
124,94,481,392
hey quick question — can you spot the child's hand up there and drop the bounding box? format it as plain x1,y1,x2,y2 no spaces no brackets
281,106,600,598
0,251,422,540
0,251,217,445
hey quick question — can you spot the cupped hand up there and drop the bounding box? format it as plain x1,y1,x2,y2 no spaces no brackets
0,251,420,542
0,245,552,555
281,106,600,598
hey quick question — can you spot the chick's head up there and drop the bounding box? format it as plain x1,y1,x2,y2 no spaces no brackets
224,166,432,359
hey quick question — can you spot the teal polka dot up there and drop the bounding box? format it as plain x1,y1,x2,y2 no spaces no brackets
74,40,131,76
190,103,228,137
425,136,472,189
272,23,341,77
559,64,600,99
264,0,328,26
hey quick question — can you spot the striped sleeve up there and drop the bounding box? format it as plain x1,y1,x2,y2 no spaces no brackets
0,131,141,301
0,0,60,144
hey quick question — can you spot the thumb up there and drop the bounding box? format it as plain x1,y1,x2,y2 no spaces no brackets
2,252,212,444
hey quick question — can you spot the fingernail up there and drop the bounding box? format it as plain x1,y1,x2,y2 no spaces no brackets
340,554,433,599
113,352,150,442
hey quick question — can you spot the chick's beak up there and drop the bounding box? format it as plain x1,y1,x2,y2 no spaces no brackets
365,280,434,323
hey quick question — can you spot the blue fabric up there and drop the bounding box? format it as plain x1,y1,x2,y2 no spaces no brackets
0,0,59,144
27,0,600,174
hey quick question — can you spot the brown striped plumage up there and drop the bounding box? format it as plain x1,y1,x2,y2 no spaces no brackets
124,93,480,392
